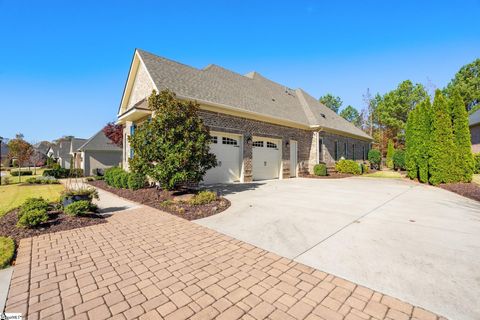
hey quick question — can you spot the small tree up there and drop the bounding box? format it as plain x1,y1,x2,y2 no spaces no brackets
451,89,474,182
429,90,456,185
7,134,34,183
416,98,432,183
129,90,216,190
386,139,395,169
103,122,123,147
368,149,381,170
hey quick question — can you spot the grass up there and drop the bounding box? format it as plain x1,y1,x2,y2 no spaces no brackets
0,183,64,217
362,170,405,179
2,167,46,185
0,236,15,268
472,174,480,185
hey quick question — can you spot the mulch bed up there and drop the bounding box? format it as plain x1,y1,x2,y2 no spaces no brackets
300,173,354,179
88,180,230,221
0,209,106,245
439,183,480,202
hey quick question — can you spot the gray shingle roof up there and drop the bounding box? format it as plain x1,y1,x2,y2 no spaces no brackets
469,108,480,126
137,49,372,140
57,141,71,158
71,138,87,153
78,130,122,152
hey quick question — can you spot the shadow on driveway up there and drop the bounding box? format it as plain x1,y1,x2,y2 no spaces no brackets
203,182,265,197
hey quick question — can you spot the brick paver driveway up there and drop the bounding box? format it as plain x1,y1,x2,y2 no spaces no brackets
6,205,443,320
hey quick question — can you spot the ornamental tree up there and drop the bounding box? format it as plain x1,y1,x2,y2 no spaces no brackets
451,89,474,182
7,134,34,182
386,139,395,169
128,90,216,190
103,122,123,147
429,90,456,185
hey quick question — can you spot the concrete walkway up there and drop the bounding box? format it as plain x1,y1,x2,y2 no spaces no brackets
198,177,480,320
4,204,443,319
0,267,13,312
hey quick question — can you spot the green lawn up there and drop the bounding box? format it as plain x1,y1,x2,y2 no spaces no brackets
362,170,405,179
472,174,480,185
0,183,64,217
2,168,45,185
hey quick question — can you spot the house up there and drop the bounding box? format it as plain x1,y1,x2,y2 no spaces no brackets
69,138,87,165
57,141,73,169
73,130,122,176
469,109,480,153
117,49,373,184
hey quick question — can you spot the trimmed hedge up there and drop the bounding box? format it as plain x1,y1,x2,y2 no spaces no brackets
368,149,381,169
474,153,480,174
393,150,406,171
335,159,361,175
43,168,83,179
10,170,33,176
64,200,96,216
26,176,60,184
0,237,15,269
313,164,327,176
128,173,146,190
105,167,146,190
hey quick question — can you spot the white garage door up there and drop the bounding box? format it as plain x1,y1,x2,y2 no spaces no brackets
203,133,241,184
252,137,281,180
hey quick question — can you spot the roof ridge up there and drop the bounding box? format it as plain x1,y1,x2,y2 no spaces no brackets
295,89,319,126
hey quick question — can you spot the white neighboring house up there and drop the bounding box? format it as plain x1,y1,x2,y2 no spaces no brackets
74,130,122,176
57,141,73,169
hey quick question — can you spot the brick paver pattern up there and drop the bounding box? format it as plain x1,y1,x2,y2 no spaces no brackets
6,206,446,320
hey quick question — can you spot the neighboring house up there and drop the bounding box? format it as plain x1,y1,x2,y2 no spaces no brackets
46,145,58,160
1,142,9,165
469,109,480,153
57,141,74,169
117,49,373,184
69,138,87,168
73,131,122,176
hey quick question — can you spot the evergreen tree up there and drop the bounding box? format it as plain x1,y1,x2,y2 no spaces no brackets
386,139,395,169
429,90,456,185
416,98,432,183
451,89,474,182
405,107,418,179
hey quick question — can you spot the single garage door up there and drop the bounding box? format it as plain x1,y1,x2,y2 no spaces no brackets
252,137,281,180
203,133,242,184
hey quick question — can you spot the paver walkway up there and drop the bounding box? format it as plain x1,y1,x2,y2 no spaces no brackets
5,205,444,320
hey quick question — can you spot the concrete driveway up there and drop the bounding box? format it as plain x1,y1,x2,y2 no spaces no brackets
197,177,480,320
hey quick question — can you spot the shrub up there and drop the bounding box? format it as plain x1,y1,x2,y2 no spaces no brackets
26,176,60,184
128,173,146,190
85,177,94,182
1,177,10,185
69,169,84,177
361,163,369,174
393,150,406,171
111,170,129,189
313,164,327,176
474,153,480,174
368,149,381,169
0,237,15,269
10,170,33,176
335,159,361,175
104,167,124,186
61,188,99,201
43,168,69,178
18,197,49,218
189,191,217,205
64,200,95,216
17,209,49,228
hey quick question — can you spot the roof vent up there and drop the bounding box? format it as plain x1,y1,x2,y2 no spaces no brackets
320,113,326,118
272,98,276,102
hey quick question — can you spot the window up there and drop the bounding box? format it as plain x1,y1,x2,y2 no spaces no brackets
129,124,136,159
344,142,348,158
266,141,278,149
318,138,323,163
253,141,264,147
222,137,238,145
352,144,356,160
334,141,339,160
210,136,218,144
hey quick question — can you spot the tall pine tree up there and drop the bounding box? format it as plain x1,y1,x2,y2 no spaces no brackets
405,107,418,179
429,90,456,185
451,89,474,182
416,98,432,183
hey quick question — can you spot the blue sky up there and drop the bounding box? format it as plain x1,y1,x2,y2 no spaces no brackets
1,0,479,142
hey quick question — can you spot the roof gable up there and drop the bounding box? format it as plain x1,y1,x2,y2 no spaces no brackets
79,130,122,152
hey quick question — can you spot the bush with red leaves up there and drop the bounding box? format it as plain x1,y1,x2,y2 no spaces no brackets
102,122,123,147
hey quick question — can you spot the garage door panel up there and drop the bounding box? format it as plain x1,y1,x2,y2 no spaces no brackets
252,137,281,181
204,133,241,184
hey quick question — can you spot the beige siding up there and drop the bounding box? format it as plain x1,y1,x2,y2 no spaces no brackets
84,150,122,176
471,124,480,153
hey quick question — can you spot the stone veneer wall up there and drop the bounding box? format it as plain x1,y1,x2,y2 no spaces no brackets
198,110,314,181
319,131,371,165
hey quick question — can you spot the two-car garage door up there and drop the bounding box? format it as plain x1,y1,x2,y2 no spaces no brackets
203,133,282,184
